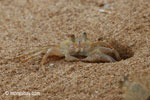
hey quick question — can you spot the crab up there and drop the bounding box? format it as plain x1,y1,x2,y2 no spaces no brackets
15,32,121,72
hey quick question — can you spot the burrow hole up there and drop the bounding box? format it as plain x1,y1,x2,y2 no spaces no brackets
109,39,134,60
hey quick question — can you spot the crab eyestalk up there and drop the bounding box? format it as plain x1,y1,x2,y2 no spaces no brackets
68,34,75,42
82,32,87,41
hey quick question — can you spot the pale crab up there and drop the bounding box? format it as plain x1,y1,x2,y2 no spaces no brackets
15,32,121,72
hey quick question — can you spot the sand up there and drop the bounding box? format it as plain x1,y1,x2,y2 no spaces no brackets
0,0,150,100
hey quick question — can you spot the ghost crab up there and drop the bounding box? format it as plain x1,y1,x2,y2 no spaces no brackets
15,32,121,72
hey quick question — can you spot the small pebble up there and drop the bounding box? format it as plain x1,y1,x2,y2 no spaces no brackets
128,42,135,46
99,9,111,14
99,9,105,13
95,90,99,94
49,63,54,67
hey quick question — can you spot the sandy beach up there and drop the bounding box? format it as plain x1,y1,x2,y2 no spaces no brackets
0,0,150,100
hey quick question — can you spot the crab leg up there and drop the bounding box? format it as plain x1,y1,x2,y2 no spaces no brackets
64,54,79,62
41,47,64,65
20,50,47,63
96,47,121,61
15,49,43,60
82,53,116,63
14,45,57,60
14,46,50,60
40,47,64,72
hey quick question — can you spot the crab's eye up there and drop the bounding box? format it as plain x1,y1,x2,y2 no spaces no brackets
71,35,75,42
82,32,87,41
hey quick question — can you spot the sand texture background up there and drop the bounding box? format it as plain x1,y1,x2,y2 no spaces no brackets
0,0,150,100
